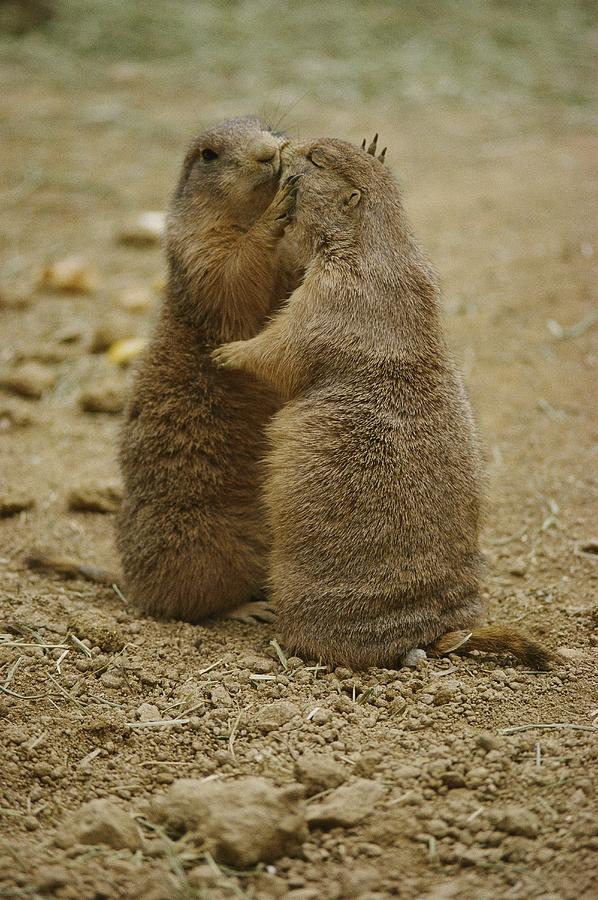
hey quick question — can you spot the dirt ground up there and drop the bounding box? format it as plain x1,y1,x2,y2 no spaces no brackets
1,6,597,899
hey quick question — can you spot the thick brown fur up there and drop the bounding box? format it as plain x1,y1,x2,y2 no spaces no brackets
116,116,301,621
213,138,555,670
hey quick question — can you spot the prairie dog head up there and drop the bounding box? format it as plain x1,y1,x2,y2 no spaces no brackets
282,138,393,261
171,116,286,228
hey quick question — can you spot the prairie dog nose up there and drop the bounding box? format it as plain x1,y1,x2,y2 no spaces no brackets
253,140,279,163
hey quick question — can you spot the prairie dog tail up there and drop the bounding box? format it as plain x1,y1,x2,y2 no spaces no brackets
428,626,557,671
25,552,117,586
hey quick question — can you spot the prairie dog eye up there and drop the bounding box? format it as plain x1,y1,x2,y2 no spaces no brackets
201,148,218,162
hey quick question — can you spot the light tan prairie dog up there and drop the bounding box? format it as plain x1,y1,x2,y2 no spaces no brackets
212,137,556,670
115,116,302,622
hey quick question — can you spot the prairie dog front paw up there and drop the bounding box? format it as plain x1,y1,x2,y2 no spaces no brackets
223,600,277,625
264,174,303,237
211,341,250,371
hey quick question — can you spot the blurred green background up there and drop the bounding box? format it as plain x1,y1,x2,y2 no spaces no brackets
2,0,596,119
1,0,595,290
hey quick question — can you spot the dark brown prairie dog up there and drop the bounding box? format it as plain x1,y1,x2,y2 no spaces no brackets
212,137,556,670
116,116,301,622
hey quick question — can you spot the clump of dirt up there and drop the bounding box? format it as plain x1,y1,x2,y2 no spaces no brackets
55,798,142,851
152,776,307,867
67,481,122,514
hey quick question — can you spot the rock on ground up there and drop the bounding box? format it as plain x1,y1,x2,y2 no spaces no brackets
294,753,348,797
0,399,33,428
151,776,307,867
490,805,540,838
79,382,125,414
1,362,56,399
55,798,141,850
67,482,122,513
39,255,100,293
0,491,35,517
117,211,166,246
307,779,387,829
115,285,155,312
137,702,161,722
254,700,301,733
90,317,137,353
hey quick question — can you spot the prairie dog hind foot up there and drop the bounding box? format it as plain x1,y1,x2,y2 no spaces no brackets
223,599,276,625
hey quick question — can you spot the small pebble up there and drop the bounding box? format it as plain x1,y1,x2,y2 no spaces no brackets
294,753,348,796
90,317,137,354
79,382,125,414
476,732,504,752
40,256,99,293
68,482,122,514
0,401,33,429
0,492,35,517
432,680,462,705
115,285,155,312
107,337,147,366
100,672,124,689
306,779,386,828
210,684,233,707
55,798,141,850
6,726,28,745
353,751,382,777
1,362,56,399
254,700,301,733
310,707,332,725
117,211,166,246
137,703,160,722
490,804,539,838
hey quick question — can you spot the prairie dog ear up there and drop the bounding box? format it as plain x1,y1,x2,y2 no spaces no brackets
343,189,362,209
309,148,329,168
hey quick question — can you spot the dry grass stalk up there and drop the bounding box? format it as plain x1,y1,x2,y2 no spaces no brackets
55,649,69,673
269,639,288,670
228,708,245,759
78,747,102,768
500,723,598,735
197,658,224,676
0,640,69,650
47,673,85,708
126,718,191,729
70,635,93,657
3,656,25,688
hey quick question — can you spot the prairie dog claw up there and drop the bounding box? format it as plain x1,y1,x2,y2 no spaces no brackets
361,134,387,164
224,600,277,625
211,340,247,370
267,173,303,233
